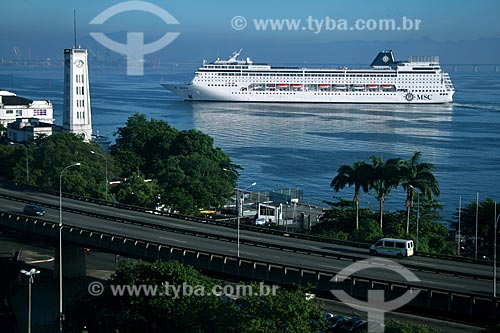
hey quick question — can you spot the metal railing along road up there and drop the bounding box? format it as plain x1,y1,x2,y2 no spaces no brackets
0,190,498,283
0,182,495,267
0,210,499,324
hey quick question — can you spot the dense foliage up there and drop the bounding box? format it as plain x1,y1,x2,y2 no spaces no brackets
452,197,498,258
0,114,238,213
385,320,440,333
111,114,239,213
69,260,326,333
315,196,452,254
68,260,443,332
115,171,162,208
330,152,440,232
330,152,440,241
0,132,118,200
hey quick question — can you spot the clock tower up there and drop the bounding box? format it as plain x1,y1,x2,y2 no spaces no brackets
63,48,92,142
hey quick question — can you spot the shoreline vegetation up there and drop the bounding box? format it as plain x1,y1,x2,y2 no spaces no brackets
1,113,498,331
0,114,496,258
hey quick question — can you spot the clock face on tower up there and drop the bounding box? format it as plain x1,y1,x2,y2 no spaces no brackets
75,60,84,68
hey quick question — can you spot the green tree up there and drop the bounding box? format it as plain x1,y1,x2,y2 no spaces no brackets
111,114,239,214
330,161,372,230
312,197,381,243
0,143,21,181
453,197,497,258
385,320,440,333
0,123,7,144
115,171,161,208
239,286,325,333
111,113,178,177
20,132,119,199
352,219,384,243
400,152,440,235
68,260,328,332
368,155,401,230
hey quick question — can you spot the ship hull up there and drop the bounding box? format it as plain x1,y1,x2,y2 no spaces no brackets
161,83,453,104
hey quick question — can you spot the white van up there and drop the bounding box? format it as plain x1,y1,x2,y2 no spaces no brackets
369,238,414,258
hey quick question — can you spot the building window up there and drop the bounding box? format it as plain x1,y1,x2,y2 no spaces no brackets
6,110,13,114
33,109,47,116
16,110,22,116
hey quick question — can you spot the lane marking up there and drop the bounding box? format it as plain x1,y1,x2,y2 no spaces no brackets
241,236,262,241
159,236,186,244
424,280,466,288
228,249,258,256
320,264,341,270
169,224,195,229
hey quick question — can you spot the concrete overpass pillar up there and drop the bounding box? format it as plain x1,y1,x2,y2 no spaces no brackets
54,245,87,278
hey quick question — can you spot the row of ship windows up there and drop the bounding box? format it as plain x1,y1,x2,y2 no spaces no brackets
412,90,445,92
206,73,401,78
230,92,398,95
201,80,440,84
200,73,439,78
206,83,445,91
203,80,442,85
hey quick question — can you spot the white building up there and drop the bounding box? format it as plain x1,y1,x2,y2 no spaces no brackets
257,202,283,225
0,90,54,127
63,48,92,142
7,118,54,143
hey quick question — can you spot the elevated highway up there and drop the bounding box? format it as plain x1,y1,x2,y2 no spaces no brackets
0,186,498,322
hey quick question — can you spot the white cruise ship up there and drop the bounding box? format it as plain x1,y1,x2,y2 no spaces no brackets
162,49,454,104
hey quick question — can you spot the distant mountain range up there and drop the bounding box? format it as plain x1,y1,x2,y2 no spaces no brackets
3,35,499,66
166,36,500,65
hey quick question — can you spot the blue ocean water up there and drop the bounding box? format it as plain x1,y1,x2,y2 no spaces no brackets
1,64,499,222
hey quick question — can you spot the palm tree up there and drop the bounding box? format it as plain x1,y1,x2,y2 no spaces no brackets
400,152,440,234
368,155,402,230
330,161,372,229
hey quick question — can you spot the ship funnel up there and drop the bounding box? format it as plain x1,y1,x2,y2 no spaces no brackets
370,50,396,67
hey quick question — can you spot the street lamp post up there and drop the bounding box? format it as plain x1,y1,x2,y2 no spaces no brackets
494,214,500,297
409,185,420,253
458,196,462,255
20,268,40,333
237,182,256,257
91,151,108,201
10,142,29,183
59,162,81,332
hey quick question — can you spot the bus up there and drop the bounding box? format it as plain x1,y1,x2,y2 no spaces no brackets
369,238,414,258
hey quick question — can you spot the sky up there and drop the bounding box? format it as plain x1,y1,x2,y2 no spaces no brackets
1,0,500,64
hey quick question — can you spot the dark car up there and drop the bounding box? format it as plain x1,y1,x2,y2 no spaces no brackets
338,318,367,333
23,204,45,216
326,315,347,332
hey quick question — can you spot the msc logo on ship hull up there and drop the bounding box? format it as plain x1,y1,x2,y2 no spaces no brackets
405,92,432,102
